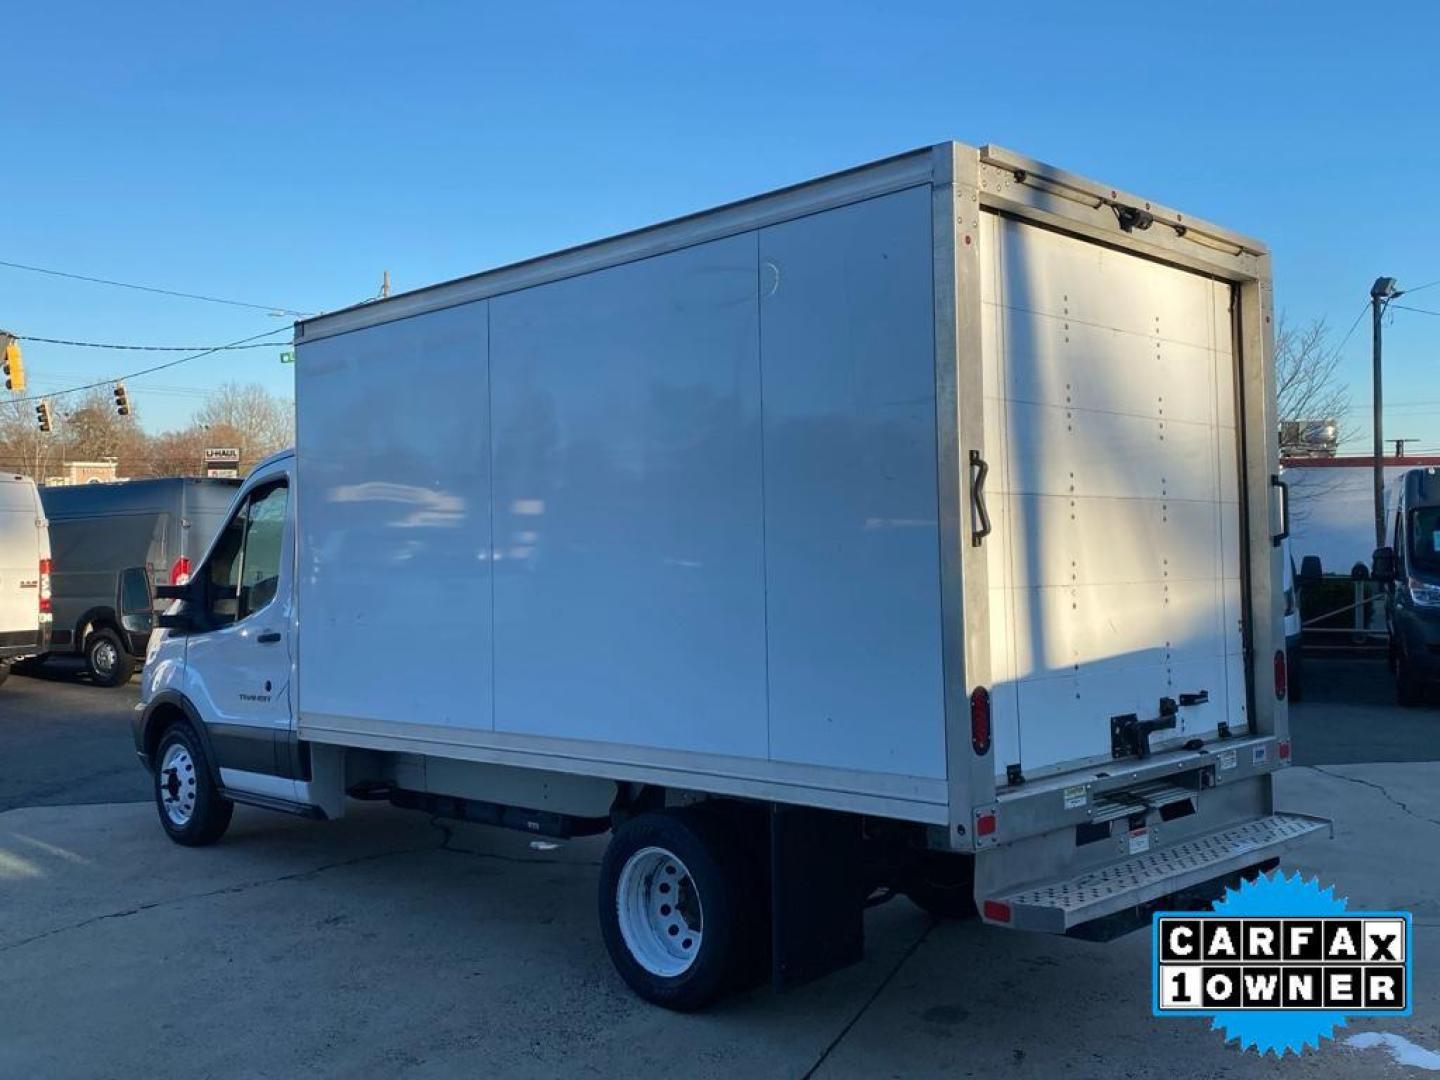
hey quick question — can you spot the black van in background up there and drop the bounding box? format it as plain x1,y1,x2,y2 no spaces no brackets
37,478,239,685
1374,466,1440,705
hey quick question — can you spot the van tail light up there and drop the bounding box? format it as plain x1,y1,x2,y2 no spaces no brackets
982,900,1012,924
38,558,52,614
170,557,192,586
1274,649,1287,701
970,686,992,755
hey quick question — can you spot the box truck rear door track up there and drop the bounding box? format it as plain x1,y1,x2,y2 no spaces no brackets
980,213,1246,781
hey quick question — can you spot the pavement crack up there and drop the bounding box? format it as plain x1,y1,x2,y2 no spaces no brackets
0,844,429,955
1311,766,1440,829
802,920,936,1080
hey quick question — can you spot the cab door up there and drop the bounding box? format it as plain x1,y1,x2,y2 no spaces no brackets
183,465,295,786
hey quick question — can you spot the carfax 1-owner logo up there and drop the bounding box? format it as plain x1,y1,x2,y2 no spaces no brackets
1152,872,1413,1054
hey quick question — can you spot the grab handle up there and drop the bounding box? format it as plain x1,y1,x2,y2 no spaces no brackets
970,450,992,548
1271,475,1290,547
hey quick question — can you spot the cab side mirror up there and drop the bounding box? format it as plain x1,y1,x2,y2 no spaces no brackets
1372,546,1397,582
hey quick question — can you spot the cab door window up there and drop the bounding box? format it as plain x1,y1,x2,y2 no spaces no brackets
203,479,288,627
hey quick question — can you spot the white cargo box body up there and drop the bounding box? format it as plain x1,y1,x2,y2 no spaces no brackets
294,143,1290,855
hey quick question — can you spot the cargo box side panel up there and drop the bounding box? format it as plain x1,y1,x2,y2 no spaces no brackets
296,300,496,730
981,213,1243,778
759,185,945,779
489,233,770,759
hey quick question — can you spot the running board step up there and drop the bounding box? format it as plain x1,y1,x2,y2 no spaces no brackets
982,813,1330,933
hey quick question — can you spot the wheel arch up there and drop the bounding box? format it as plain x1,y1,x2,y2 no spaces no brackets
77,607,121,649
140,691,221,783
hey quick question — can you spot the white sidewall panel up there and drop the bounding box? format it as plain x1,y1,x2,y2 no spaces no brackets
489,234,769,758
758,187,945,779
297,302,495,728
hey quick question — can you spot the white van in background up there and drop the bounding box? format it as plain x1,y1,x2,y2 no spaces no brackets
0,475,52,686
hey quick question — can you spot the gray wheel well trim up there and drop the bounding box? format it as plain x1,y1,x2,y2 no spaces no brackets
141,691,221,783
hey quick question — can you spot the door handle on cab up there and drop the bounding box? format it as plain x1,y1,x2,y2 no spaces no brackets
256,631,282,645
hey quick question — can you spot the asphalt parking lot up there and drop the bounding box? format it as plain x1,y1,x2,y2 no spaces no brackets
2,659,1437,1078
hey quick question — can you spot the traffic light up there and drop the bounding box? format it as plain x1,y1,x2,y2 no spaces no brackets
114,380,131,416
35,400,52,432
2,335,24,391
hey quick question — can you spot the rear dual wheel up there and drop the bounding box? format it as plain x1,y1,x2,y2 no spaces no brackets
598,807,763,1011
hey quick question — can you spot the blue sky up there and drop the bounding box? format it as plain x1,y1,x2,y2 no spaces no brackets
2,1,1436,444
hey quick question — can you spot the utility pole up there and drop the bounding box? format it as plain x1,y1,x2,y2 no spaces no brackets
380,270,391,299
1371,277,1401,548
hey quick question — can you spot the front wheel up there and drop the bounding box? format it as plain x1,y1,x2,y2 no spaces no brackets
598,808,759,1011
153,724,234,846
86,627,136,687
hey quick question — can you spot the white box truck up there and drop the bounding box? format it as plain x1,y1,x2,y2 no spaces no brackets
137,142,1326,1009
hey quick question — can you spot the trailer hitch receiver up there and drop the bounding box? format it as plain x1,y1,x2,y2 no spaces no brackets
1110,700,1179,761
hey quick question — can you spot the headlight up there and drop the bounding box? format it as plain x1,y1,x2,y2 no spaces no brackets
1408,577,1440,607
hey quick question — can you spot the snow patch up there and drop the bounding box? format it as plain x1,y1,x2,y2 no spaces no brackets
1346,1032,1440,1071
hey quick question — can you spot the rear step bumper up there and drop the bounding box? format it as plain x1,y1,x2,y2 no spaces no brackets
982,813,1331,934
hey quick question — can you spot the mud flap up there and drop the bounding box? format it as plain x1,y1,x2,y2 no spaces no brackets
770,804,865,989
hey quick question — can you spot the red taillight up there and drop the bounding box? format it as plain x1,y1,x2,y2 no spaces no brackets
1278,740,1291,761
170,557,192,586
982,900,1012,924
1274,649,1287,701
38,558,51,614
976,811,997,837
970,685,991,755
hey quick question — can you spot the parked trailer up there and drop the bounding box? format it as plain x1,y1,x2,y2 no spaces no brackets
137,142,1326,1008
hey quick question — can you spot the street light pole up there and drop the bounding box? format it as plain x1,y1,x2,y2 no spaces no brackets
1371,277,1400,549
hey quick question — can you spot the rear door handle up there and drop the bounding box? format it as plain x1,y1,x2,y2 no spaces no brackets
969,449,992,547
256,631,281,645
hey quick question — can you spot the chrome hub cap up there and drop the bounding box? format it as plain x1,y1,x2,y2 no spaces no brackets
92,639,118,676
159,744,198,826
616,846,703,977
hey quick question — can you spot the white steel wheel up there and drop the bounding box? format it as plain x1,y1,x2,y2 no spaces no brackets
158,742,199,827
616,846,704,977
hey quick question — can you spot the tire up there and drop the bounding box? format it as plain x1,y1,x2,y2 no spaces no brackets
153,723,234,846
0,663,9,688
598,807,760,1011
901,851,978,919
1288,654,1303,703
1396,649,1424,707
85,627,136,687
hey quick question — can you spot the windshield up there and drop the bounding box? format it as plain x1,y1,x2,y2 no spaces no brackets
1409,507,1440,575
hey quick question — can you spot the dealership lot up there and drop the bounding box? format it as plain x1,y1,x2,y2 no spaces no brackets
1,664,1437,1078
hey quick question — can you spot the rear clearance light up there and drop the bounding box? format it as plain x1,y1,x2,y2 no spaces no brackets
170,557,192,586
976,811,997,837
1278,740,1292,761
982,900,1012,924
970,685,991,755
1274,649,1287,701
38,558,51,614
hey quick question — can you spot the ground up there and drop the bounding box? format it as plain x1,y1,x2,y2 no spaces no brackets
0,658,1436,1078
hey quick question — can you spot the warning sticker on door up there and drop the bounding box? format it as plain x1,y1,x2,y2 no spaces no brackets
1218,749,1238,771
1063,785,1088,810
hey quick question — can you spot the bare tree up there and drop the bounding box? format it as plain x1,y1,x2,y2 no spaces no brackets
193,382,294,470
0,399,60,481
1275,315,1351,455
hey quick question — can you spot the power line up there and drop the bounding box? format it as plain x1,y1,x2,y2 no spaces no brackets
1392,303,1440,318
11,332,289,352
1332,299,1372,355
2,326,292,406
1402,278,1440,296
0,258,310,317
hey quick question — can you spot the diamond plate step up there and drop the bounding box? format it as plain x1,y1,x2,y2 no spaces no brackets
985,813,1330,933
